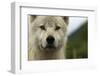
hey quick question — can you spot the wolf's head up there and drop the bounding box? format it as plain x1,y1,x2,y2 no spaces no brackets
29,15,69,51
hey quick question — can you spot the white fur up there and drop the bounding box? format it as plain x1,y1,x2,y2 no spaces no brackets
28,16,68,60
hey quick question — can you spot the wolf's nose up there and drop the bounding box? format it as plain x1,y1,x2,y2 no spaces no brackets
46,36,55,44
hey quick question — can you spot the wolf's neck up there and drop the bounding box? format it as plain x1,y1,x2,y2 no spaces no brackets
35,49,65,60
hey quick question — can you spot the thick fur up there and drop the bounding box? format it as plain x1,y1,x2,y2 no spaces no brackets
28,16,68,60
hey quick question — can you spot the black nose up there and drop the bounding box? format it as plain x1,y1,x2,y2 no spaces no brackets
46,36,55,44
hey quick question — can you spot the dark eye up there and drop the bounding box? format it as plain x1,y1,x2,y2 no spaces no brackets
40,25,46,30
55,26,60,30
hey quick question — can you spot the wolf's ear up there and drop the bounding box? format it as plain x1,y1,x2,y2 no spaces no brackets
62,16,69,24
29,15,37,23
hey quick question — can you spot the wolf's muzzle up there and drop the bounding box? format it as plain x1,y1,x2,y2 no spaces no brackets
46,35,55,45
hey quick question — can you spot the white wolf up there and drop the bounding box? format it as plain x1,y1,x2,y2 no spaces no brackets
28,15,69,60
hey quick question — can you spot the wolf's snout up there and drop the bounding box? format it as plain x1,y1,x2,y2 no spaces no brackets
46,36,55,44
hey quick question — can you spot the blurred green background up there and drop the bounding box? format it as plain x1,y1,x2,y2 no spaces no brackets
66,21,88,59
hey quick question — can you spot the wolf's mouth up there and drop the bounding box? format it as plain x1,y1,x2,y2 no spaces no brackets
41,44,56,51
46,44,56,49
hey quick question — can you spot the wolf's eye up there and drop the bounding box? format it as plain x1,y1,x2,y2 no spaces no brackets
40,25,46,30
55,26,60,30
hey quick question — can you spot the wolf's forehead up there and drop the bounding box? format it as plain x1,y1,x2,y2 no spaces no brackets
37,16,63,25
38,16,57,21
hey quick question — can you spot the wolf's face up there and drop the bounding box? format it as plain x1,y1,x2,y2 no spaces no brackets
29,16,68,51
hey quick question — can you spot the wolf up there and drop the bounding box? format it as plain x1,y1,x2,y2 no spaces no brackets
28,15,69,60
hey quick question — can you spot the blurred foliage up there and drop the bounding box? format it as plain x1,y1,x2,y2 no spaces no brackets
65,21,88,59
